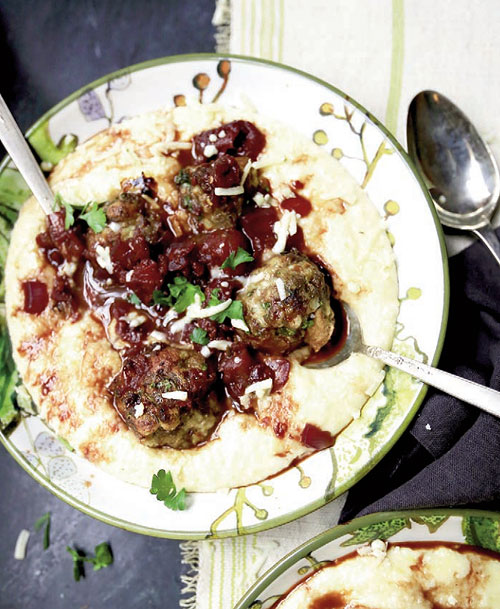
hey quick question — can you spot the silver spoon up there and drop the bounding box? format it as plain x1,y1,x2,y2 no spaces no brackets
0,93,52,215
407,90,500,266
306,303,500,416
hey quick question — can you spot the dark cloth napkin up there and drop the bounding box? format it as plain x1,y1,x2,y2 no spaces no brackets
341,229,500,521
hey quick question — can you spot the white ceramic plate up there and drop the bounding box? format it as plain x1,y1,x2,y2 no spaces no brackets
235,509,500,608
0,54,448,539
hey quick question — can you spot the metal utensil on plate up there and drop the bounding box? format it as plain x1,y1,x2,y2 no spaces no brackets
305,303,500,417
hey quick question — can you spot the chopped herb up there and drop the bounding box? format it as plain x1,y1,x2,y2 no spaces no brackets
168,276,188,298
79,201,107,233
150,469,187,511
34,512,51,550
66,542,113,581
92,542,114,571
262,301,271,310
208,290,246,325
54,193,75,229
301,318,314,329
182,196,194,211
190,327,209,345
127,292,142,306
221,247,254,270
152,289,172,307
174,168,191,185
167,277,205,313
277,326,297,337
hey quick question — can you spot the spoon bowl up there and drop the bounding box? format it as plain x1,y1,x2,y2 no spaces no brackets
305,302,500,417
407,90,500,265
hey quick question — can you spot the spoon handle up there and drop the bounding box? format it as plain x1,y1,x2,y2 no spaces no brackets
365,345,500,417
472,224,500,268
0,94,53,215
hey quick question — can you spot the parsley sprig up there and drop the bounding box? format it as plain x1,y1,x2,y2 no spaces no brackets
153,277,205,313
66,542,113,581
128,292,142,306
34,512,51,550
54,193,107,233
79,201,107,233
208,289,246,325
150,469,187,511
190,327,209,345
221,247,254,270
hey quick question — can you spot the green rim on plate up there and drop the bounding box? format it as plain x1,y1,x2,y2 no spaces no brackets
235,508,500,609
0,53,449,539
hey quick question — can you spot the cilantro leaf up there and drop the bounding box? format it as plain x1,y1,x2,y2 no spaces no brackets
168,276,188,298
54,193,75,229
66,542,113,581
79,202,107,233
208,288,221,307
91,542,113,571
127,292,142,306
66,546,85,581
221,247,254,270
190,327,209,345
152,289,172,306
208,290,246,325
34,512,51,550
167,277,205,313
150,469,187,511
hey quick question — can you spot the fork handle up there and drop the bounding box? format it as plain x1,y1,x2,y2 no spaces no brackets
365,345,500,417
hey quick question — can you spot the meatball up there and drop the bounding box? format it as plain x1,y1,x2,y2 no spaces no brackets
110,345,222,449
237,252,335,354
86,191,162,255
174,154,250,231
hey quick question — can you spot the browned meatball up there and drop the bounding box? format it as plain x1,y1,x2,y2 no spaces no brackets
174,154,253,231
86,191,162,256
236,252,335,354
110,345,222,449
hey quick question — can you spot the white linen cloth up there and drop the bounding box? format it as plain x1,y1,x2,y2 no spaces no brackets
182,2,500,607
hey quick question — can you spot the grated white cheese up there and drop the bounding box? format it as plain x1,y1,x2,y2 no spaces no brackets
272,210,298,254
253,192,273,208
59,260,77,277
276,278,286,301
200,346,212,358
125,270,134,282
108,221,121,232
231,318,250,332
169,294,232,333
207,340,232,351
220,281,229,288
425,423,432,431
203,144,218,157
251,155,286,170
147,330,168,343
239,160,252,187
214,185,245,196
161,391,188,401
244,378,273,398
218,130,226,138
14,529,30,560
95,245,114,274
134,402,145,418
208,133,218,142
122,311,147,328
